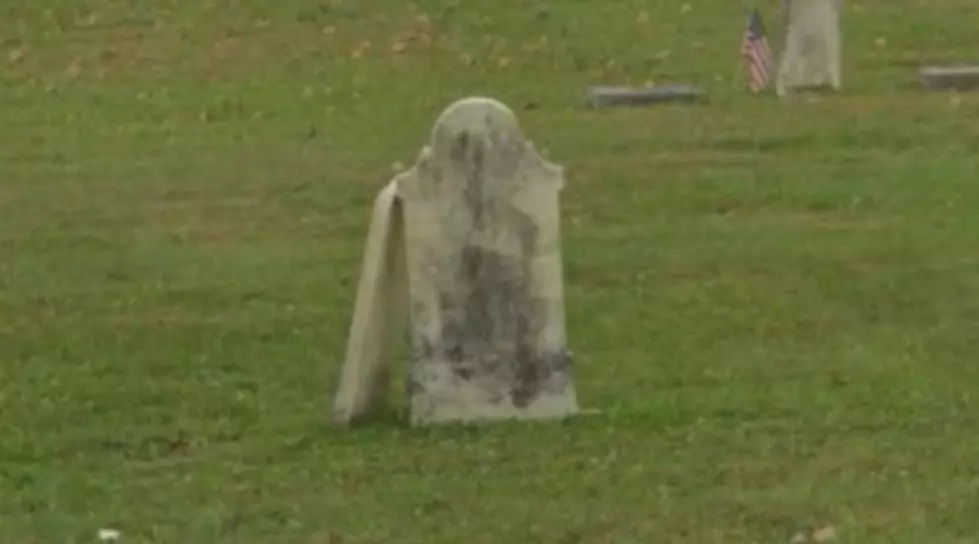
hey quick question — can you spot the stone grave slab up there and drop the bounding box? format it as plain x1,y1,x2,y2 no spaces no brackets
919,65,979,91
332,97,580,426
585,84,706,108
776,0,843,96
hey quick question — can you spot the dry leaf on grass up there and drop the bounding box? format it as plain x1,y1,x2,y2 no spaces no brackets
813,524,838,542
789,524,837,543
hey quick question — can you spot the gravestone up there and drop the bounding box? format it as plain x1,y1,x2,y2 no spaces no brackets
776,0,842,96
585,84,706,108
332,97,580,427
330,180,407,425
919,65,979,91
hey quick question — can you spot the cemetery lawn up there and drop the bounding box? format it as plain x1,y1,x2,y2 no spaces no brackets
3,0,979,542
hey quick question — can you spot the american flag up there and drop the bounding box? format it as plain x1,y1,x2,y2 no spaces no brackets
741,8,774,93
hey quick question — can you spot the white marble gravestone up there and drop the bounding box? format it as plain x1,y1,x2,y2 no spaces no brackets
776,0,842,96
332,97,580,427
330,180,406,425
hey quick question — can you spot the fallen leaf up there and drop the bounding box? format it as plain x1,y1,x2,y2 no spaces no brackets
789,531,808,544
812,525,837,542
351,41,372,59
64,62,82,79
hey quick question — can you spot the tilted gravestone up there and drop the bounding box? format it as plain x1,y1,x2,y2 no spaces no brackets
776,0,842,96
332,97,581,426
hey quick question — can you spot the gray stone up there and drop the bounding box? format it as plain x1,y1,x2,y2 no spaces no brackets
331,179,407,426
919,65,979,91
332,97,580,427
776,0,842,96
585,84,706,108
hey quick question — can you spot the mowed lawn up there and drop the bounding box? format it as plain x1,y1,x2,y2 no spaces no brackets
2,0,979,542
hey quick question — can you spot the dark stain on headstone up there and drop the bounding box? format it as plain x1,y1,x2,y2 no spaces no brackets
405,107,575,415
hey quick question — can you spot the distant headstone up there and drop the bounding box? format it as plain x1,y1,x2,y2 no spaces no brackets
776,0,842,96
332,97,580,427
919,66,979,91
585,84,706,108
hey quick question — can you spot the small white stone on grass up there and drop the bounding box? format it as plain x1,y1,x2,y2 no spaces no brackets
98,528,121,541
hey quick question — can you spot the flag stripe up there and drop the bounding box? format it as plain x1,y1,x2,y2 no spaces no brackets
741,9,773,93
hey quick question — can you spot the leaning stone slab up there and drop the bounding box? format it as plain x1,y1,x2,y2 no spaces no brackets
332,97,580,427
585,84,706,108
331,179,408,426
776,0,842,96
919,66,979,91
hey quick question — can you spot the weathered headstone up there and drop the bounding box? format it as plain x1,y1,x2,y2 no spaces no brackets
919,65,979,91
776,0,842,96
332,97,580,427
585,84,706,108
330,179,407,426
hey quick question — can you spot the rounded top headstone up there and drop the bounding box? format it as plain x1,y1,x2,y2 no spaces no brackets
429,97,523,152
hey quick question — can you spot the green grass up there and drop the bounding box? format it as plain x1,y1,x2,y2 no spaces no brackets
3,0,979,541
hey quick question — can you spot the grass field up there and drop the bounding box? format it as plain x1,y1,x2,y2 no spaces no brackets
3,0,979,542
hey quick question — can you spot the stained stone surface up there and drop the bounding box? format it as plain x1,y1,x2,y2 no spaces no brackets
585,84,706,108
919,66,979,91
776,0,842,96
331,179,408,426
396,97,579,425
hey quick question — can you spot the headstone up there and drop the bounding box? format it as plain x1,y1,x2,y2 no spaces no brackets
330,179,407,426
776,0,842,96
332,97,580,427
919,65,979,91
585,84,706,108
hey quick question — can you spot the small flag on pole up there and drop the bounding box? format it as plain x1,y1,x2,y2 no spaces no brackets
741,8,774,93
